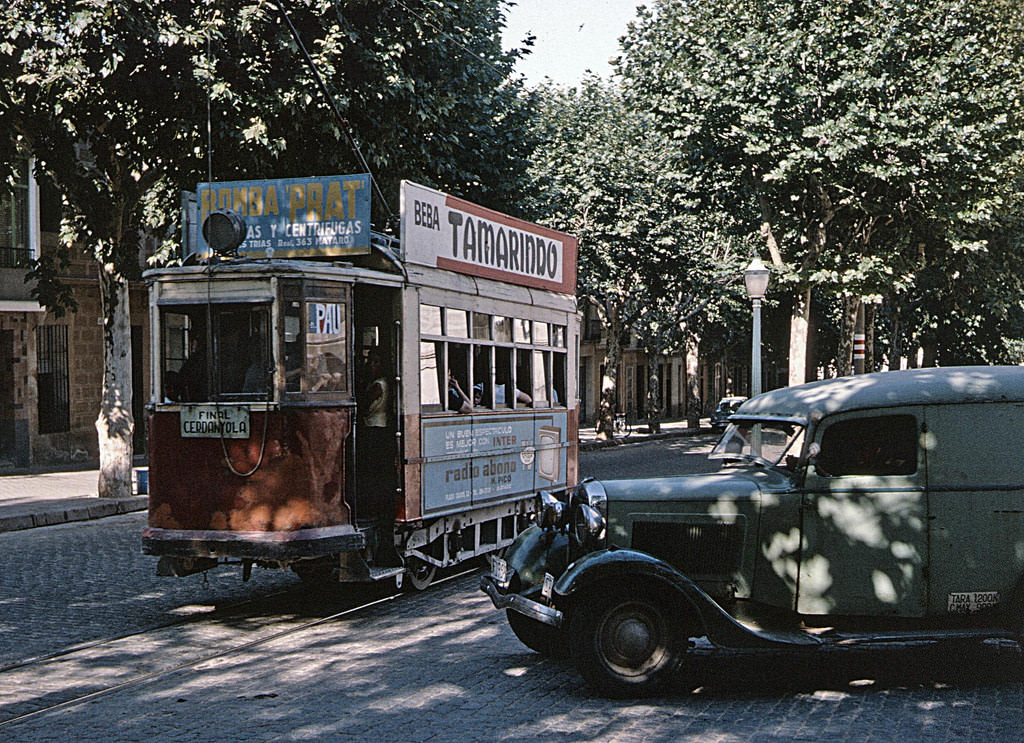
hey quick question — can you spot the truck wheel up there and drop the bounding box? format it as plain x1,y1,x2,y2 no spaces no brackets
507,610,568,658
570,588,679,697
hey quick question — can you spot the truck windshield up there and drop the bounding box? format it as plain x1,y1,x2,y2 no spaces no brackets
709,419,806,469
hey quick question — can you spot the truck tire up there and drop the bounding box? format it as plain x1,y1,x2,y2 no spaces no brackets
507,610,568,658
570,587,680,697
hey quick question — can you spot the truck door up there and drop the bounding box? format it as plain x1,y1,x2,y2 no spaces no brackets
924,401,1024,618
798,408,927,617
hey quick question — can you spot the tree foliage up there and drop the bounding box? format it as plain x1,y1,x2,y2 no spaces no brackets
523,77,741,433
618,0,1024,373
0,0,531,490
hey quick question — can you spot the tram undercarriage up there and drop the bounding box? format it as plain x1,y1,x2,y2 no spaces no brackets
144,497,538,590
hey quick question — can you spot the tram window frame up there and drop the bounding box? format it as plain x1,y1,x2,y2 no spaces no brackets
214,304,274,400
419,302,569,414
280,281,352,401
159,303,273,403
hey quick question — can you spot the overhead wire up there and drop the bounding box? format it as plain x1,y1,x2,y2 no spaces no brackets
387,0,517,82
271,0,394,221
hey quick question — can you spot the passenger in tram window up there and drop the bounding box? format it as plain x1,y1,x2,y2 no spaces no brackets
448,370,473,413
163,370,183,402
242,343,272,394
494,383,531,406
309,352,345,392
179,336,207,401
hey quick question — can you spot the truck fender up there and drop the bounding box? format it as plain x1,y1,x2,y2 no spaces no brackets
553,549,803,650
503,524,571,594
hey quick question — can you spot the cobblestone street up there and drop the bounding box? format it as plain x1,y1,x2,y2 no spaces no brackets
3,512,1024,741
4,439,1024,741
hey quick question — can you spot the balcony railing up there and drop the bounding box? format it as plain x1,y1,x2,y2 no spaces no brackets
0,247,32,268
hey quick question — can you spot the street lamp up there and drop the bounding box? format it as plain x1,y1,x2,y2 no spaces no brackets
744,257,770,397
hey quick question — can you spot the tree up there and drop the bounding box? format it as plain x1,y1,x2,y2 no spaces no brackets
524,77,739,436
618,0,1024,381
0,0,530,494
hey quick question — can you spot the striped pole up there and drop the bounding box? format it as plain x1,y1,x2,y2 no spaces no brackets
853,301,865,374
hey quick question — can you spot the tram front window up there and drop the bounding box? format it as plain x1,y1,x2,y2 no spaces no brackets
161,304,272,402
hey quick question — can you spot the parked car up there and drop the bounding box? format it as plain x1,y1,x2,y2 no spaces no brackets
709,395,747,431
481,367,1024,696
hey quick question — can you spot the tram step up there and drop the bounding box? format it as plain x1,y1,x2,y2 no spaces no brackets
368,566,405,581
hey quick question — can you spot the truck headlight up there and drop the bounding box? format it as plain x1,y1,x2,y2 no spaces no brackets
538,489,567,530
575,479,607,519
573,503,606,549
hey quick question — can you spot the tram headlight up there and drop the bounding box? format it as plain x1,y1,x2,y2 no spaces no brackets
538,489,567,530
572,503,606,550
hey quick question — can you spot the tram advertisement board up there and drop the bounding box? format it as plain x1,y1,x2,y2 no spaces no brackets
420,412,569,513
400,181,578,295
195,174,371,258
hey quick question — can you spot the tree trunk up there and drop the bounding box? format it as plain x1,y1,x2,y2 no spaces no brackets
836,295,859,377
597,302,624,440
645,348,661,434
788,288,811,386
684,330,701,428
865,301,877,372
96,265,134,498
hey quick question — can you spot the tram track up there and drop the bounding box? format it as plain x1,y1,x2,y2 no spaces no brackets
0,567,479,728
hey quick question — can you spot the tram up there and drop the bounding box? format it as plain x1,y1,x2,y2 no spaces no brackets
141,177,580,589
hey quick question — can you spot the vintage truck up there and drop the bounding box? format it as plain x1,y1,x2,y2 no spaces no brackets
481,366,1024,696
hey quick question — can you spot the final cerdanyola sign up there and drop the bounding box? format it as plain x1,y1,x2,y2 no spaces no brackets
196,174,371,258
400,181,577,295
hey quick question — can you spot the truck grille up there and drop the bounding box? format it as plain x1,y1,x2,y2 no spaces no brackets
631,520,744,577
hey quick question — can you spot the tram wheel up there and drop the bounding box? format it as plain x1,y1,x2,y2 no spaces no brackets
404,557,437,591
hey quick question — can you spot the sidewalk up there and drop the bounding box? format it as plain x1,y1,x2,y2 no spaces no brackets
0,468,148,534
0,418,705,534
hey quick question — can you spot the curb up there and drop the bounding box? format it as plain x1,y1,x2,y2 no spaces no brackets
578,427,704,452
0,496,148,534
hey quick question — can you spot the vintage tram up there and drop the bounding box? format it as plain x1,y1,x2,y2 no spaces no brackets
141,178,579,589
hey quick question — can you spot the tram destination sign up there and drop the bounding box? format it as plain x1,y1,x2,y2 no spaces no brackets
400,181,577,295
195,174,371,259
180,405,251,439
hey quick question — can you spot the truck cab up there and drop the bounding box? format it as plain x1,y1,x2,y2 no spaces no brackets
483,366,1024,696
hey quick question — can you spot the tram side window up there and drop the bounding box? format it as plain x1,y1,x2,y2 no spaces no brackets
494,347,514,408
420,340,444,409
516,349,533,406
304,301,348,394
552,352,566,407
448,342,472,410
532,350,550,405
284,301,303,393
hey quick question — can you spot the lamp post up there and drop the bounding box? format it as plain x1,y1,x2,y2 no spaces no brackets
744,257,770,397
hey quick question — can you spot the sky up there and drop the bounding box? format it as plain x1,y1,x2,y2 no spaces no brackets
500,0,644,87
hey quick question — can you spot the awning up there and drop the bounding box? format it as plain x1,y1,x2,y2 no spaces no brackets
0,300,45,312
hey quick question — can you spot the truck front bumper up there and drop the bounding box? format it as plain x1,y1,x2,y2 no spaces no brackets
480,574,564,628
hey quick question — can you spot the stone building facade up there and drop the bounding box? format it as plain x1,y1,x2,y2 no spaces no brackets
0,158,149,469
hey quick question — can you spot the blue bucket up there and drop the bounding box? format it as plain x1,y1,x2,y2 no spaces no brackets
135,468,149,495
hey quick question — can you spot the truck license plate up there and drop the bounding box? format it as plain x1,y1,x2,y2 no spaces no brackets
541,572,555,600
491,555,508,584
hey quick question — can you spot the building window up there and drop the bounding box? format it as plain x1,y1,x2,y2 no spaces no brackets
37,325,70,434
1,158,31,268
